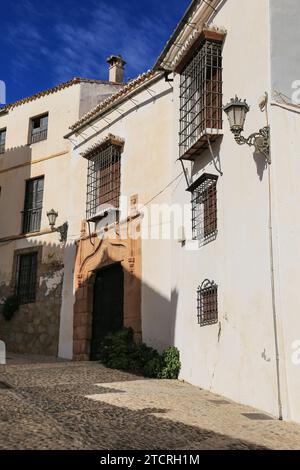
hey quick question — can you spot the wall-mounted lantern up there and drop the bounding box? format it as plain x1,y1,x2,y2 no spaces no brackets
47,209,68,243
223,96,270,164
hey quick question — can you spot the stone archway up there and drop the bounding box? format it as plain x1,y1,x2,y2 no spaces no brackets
73,220,141,361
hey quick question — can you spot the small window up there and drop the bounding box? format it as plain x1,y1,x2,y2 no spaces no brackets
22,176,44,233
16,252,38,304
188,173,218,245
0,128,6,154
197,279,218,326
30,113,48,144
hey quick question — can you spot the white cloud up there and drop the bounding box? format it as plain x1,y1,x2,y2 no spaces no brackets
5,0,173,84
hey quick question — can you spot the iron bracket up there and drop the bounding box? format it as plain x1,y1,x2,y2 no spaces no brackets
233,126,271,164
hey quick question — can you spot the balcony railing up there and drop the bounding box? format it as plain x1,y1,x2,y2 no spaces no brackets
22,208,42,234
30,128,48,144
0,143,5,154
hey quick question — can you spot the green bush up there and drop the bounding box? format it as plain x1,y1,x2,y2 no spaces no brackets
99,328,135,371
99,328,180,379
159,347,181,379
2,295,20,322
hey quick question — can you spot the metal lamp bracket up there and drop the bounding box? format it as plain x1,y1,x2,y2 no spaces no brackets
233,126,271,164
55,222,68,243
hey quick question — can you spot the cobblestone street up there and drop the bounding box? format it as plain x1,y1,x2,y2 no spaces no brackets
0,357,300,450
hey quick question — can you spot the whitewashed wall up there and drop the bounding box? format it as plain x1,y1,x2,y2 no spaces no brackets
167,0,283,418
60,76,174,358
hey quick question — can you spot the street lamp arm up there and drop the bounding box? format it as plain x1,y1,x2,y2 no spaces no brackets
56,222,69,243
233,126,271,164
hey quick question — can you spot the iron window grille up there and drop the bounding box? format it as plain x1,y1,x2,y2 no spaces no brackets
179,38,223,159
197,279,218,326
0,128,6,154
22,176,44,234
188,173,218,245
86,143,121,221
15,252,38,304
30,114,48,144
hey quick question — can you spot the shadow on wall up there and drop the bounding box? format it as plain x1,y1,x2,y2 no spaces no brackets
253,150,268,181
191,137,223,180
0,145,33,239
0,236,68,356
142,283,178,352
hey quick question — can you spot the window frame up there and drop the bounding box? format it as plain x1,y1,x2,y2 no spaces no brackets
29,113,49,144
15,251,38,304
86,142,122,221
179,36,223,159
0,127,6,154
187,173,218,246
197,279,218,327
22,176,45,234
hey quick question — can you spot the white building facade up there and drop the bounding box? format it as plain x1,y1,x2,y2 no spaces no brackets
149,0,300,423
1,0,300,426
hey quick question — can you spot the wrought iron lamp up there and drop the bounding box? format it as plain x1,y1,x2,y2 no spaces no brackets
223,96,270,164
47,209,68,243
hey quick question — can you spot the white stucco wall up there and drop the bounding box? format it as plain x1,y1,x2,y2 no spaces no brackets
165,0,283,418
63,76,174,358
268,0,300,423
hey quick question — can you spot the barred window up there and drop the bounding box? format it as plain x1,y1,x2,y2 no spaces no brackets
15,252,38,304
86,143,121,221
179,38,223,159
0,128,6,154
30,113,48,144
22,176,44,234
188,173,218,245
197,280,218,326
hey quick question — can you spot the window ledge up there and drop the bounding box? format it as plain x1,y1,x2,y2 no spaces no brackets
180,129,223,161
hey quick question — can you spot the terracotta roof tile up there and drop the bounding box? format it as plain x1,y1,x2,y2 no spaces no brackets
0,78,122,112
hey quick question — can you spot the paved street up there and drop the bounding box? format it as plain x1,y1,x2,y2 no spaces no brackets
0,356,300,450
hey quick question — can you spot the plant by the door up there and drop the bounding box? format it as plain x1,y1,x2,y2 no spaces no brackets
1,295,20,322
99,328,181,379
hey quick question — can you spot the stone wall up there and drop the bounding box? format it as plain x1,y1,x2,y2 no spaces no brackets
0,249,64,356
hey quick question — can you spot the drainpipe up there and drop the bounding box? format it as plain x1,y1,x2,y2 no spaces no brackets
267,124,283,420
261,95,283,420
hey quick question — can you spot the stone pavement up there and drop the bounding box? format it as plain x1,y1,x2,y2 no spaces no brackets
0,357,300,450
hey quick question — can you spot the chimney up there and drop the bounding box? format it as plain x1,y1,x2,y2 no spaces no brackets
107,55,126,83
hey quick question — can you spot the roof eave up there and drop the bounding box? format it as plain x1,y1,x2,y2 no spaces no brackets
154,0,224,72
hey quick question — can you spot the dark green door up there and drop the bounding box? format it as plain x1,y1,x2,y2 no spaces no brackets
90,263,124,360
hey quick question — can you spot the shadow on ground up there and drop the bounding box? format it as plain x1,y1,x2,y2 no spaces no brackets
0,362,269,450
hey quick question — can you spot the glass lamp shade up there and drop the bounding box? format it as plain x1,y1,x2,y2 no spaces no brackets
224,97,250,133
47,209,58,228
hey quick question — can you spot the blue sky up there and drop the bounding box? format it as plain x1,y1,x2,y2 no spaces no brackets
0,0,190,104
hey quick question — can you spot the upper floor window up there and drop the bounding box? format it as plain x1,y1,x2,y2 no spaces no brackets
22,176,44,234
86,139,122,221
15,252,38,304
30,113,48,144
0,128,6,154
188,173,218,245
179,36,223,159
